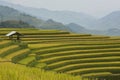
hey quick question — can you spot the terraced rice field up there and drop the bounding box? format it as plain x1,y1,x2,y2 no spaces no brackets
0,28,120,80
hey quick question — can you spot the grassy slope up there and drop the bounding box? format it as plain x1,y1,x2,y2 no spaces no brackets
0,28,120,80
0,62,81,80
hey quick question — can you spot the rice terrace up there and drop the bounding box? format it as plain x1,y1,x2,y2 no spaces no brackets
0,28,120,80
0,0,120,80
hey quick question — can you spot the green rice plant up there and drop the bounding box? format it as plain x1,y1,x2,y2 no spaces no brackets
35,62,47,69
39,44,120,57
38,51,120,64
12,50,30,63
21,36,109,41
18,56,35,65
0,62,81,80
28,43,62,49
0,41,12,48
0,41,10,45
24,39,120,44
0,45,19,55
45,56,120,70
35,45,120,55
4,49,30,61
23,34,92,38
66,67,120,75
26,40,81,43
82,72,112,80
27,59,38,67
36,48,120,61
29,42,120,51
0,46,21,58
18,42,28,48
1,28,120,79
54,62,120,72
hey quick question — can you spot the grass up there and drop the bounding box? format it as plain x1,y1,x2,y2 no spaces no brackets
66,67,120,75
38,51,120,64
45,56,120,70
37,44,120,56
0,28,120,80
25,39,120,44
0,45,19,55
18,56,35,65
4,49,30,61
0,62,81,80
35,45,120,55
53,62,120,72
0,41,10,45
82,72,112,78
28,43,62,49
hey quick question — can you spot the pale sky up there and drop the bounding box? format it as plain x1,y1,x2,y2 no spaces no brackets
4,0,120,18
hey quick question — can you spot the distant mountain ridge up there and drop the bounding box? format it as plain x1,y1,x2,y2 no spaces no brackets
1,0,120,31
0,5,44,28
0,5,68,31
0,1,120,36
0,20,34,28
0,0,96,28
91,11,120,30
21,8,96,27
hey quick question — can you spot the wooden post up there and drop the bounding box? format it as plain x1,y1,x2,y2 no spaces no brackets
17,35,20,40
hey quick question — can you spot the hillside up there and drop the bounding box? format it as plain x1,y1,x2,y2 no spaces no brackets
0,0,96,27
0,63,80,80
66,23,120,36
66,23,89,33
1,1,120,36
0,6,68,31
0,6,43,28
91,11,120,30
1,0,120,34
0,20,34,28
0,28,120,80
18,8,96,27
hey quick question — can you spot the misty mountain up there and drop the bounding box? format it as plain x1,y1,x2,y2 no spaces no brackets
105,28,120,36
0,1,120,36
0,6,44,28
20,8,96,27
39,19,69,30
0,20,34,28
67,23,120,36
0,0,96,28
66,23,89,33
0,5,68,30
92,11,120,30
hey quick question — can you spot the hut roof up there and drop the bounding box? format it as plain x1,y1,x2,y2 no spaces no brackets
6,31,21,36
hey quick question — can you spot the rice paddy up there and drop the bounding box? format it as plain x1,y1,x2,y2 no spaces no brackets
0,28,120,80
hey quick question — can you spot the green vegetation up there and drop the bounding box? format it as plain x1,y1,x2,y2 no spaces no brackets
0,28,120,80
0,20,34,28
0,62,81,80
0,6,69,31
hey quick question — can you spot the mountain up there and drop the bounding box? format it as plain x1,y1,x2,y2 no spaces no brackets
0,20,34,28
0,1,120,36
0,6,44,28
19,8,96,27
105,28,120,36
67,23,120,36
92,11,120,30
40,19,68,30
0,0,96,28
66,23,89,33
0,5,68,30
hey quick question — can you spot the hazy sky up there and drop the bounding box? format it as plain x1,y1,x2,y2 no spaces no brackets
4,0,120,18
